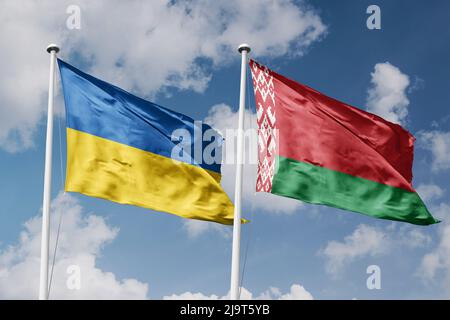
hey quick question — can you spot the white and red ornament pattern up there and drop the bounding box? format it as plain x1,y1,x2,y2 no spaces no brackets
250,60,277,193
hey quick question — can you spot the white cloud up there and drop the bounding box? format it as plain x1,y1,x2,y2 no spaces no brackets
321,224,431,276
400,228,433,249
205,104,303,212
209,0,327,58
321,224,388,275
418,203,450,291
163,283,313,300
186,104,304,236
183,219,231,239
0,1,65,152
366,62,410,125
0,0,326,152
258,284,313,300
164,291,221,300
164,287,253,300
416,184,445,202
417,131,450,172
0,193,148,299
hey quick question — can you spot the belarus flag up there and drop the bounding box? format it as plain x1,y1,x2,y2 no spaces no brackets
250,60,437,225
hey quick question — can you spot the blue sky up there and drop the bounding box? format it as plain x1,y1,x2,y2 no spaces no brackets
1,0,450,299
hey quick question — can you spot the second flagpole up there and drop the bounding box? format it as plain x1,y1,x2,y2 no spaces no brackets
230,43,251,300
39,44,59,300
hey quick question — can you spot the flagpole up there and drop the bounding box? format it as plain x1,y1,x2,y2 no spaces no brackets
230,43,251,300
39,44,59,300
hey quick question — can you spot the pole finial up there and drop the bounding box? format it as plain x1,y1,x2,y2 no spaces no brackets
238,43,251,54
46,44,60,54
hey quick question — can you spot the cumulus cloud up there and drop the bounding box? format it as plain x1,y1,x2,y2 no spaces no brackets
321,224,388,275
183,219,231,239
418,203,450,290
0,193,148,299
163,288,250,300
321,224,431,276
366,62,411,125
417,131,450,172
416,202,450,297
163,283,313,300
0,1,65,151
416,184,445,202
205,104,303,213
0,0,326,152
184,104,304,237
183,104,304,238
258,284,313,300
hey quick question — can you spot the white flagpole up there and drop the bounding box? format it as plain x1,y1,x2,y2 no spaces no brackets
230,43,251,300
39,44,60,300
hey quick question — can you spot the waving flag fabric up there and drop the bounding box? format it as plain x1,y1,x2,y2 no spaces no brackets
250,59,437,225
58,59,235,224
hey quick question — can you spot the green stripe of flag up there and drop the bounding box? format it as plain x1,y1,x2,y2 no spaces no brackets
271,156,438,225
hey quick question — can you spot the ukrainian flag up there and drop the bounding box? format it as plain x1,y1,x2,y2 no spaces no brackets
58,59,235,224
